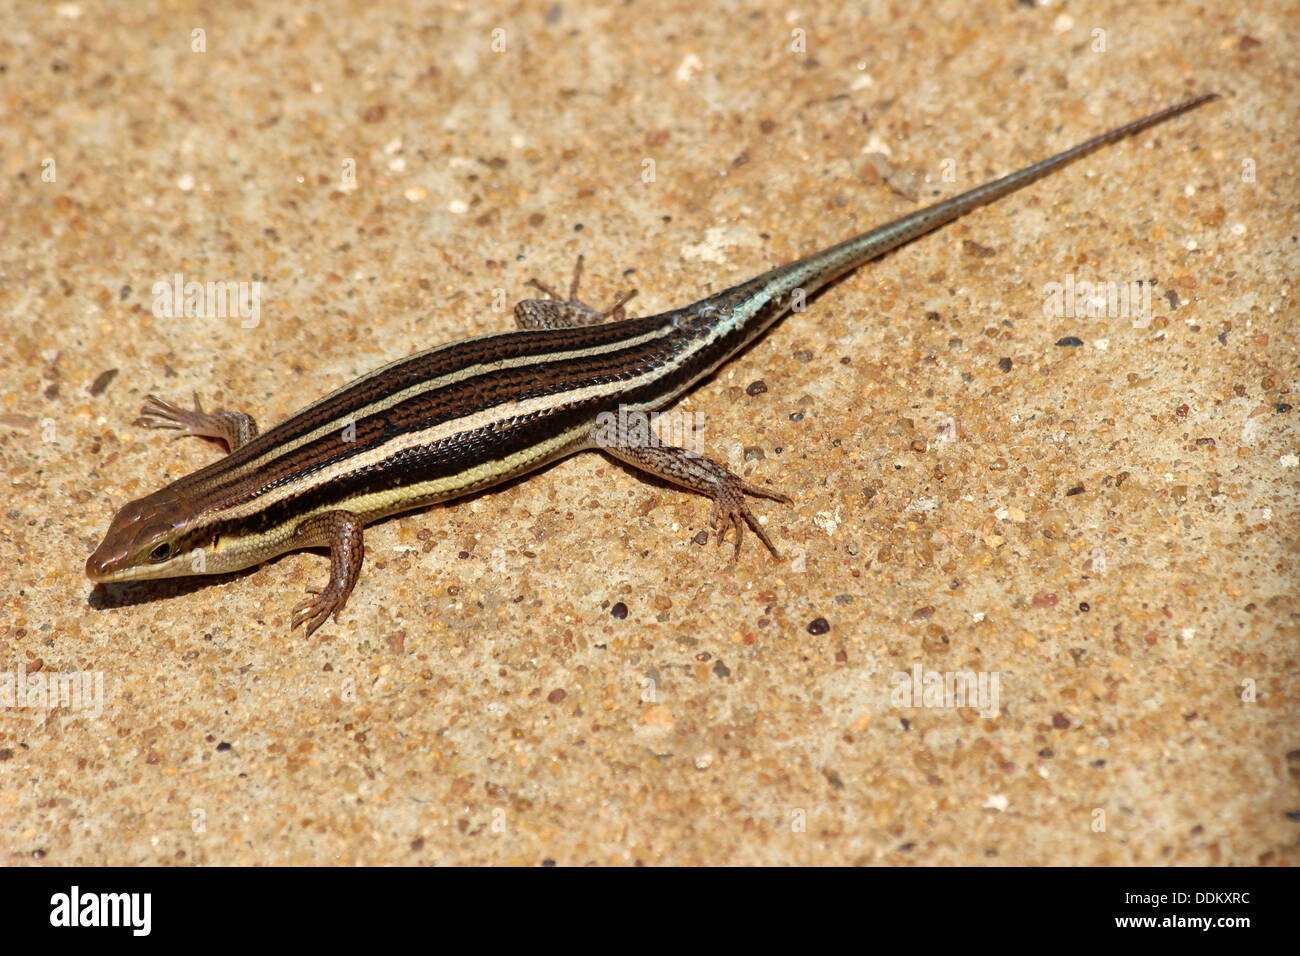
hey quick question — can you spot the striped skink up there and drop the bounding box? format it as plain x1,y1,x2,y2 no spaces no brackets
86,94,1216,636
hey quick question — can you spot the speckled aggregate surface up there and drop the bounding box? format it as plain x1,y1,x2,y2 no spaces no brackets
1,1,1296,865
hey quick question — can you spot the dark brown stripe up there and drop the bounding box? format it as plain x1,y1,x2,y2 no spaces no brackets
177,317,690,512
208,312,674,464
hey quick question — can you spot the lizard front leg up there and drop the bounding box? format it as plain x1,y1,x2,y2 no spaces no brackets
135,392,259,453
287,511,365,638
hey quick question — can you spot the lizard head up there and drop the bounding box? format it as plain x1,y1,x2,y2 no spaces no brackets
86,492,202,583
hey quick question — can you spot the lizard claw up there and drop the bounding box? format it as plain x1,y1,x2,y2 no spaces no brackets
707,479,792,561
291,586,338,638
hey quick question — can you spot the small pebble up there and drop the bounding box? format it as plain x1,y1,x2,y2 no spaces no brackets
88,368,118,396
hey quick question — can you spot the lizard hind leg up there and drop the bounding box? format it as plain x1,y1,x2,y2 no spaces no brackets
514,254,638,330
596,418,792,561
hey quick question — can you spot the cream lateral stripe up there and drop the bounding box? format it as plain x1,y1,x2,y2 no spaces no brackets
208,314,743,524
313,421,591,523
215,322,679,483
189,424,593,573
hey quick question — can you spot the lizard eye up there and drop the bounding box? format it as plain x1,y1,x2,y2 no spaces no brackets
148,542,173,563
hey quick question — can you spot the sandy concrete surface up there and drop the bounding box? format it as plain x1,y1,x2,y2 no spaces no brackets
1,1,1295,865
